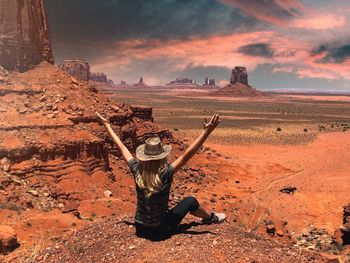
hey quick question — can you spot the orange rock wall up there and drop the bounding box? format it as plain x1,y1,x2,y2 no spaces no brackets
0,0,54,71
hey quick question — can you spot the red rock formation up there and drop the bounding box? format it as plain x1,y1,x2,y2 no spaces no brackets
167,77,196,86
58,59,90,81
0,62,172,216
0,0,54,72
132,76,148,88
230,66,248,85
90,73,108,83
216,67,263,97
203,77,216,86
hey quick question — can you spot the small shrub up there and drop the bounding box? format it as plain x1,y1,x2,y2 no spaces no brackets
303,128,308,132
173,128,179,131
276,127,282,132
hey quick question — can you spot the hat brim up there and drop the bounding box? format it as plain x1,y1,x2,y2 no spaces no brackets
135,144,172,161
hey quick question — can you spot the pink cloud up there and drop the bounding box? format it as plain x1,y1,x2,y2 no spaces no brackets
306,58,350,80
272,66,295,73
93,31,310,72
296,68,339,80
292,14,346,30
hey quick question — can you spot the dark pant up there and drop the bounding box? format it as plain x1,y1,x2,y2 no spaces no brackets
135,196,200,240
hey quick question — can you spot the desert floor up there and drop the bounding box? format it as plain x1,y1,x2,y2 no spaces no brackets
106,86,350,235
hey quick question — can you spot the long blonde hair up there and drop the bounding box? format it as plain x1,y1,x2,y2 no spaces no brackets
135,158,167,198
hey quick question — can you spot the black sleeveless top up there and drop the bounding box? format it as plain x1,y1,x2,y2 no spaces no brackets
128,158,174,227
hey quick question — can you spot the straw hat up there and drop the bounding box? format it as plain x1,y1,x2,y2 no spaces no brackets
136,137,171,161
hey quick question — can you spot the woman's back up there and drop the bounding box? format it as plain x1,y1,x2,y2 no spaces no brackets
129,158,174,227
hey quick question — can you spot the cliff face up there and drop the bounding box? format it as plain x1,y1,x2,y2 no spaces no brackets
0,0,54,72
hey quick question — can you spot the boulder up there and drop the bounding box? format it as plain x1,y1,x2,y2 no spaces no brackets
0,226,19,253
279,186,297,194
104,190,113,198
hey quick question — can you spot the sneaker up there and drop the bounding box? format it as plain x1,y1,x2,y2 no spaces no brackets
202,212,226,224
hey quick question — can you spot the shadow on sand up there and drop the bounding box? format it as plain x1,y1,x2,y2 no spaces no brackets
122,220,217,241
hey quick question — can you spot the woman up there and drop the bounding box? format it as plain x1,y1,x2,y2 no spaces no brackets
96,112,226,240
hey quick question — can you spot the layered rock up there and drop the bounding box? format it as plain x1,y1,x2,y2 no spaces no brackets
0,62,172,215
58,59,90,81
0,0,54,72
90,73,107,83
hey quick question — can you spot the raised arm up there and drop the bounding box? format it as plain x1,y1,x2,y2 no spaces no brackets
95,112,133,164
171,114,220,174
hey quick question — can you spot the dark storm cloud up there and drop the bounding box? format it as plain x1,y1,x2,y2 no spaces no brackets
313,43,350,64
238,43,274,58
45,0,256,62
218,0,302,25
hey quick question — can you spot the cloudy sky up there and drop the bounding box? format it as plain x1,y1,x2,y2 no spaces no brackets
46,0,350,92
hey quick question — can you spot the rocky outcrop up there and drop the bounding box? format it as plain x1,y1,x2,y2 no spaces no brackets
230,66,248,85
0,66,9,83
167,77,196,86
133,76,148,88
90,73,107,83
216,66,263,97
58,59,90,81
203,77,216,86
0,62,172,214
0,0,54,72
335,203,350,246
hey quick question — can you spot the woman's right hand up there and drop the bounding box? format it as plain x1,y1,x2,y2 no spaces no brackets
203,113,221,134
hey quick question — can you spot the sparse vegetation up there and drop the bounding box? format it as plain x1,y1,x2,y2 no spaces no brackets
0,202,23,212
